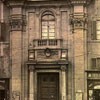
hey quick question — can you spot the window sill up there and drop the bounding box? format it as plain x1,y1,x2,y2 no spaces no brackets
87,39,100,43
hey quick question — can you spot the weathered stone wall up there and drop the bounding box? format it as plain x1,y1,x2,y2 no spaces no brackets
1,0,97,100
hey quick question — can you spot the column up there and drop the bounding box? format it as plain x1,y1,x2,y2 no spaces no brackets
9,2,26,100
70,3,87,100
29,66,35,100
61,65,67,100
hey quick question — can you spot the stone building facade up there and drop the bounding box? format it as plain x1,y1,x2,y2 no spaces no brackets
0,0,100,100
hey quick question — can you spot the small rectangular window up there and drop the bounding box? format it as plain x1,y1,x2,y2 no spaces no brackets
91,58,100,69
91,20,100,40
91,58,96,69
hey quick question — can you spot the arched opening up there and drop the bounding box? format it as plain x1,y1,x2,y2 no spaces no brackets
41,11,55,39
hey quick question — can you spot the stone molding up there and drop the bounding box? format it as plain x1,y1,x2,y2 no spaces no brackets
70,13,87,29
69,0,92,5
61,65,67,71
9,15,26,31
29,65,35,71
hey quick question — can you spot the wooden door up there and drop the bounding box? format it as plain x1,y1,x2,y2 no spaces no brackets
37,73,59,100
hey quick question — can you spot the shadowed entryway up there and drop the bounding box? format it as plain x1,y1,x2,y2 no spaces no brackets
37,73,59,100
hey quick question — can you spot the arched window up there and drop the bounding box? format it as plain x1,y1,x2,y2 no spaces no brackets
41,11,55,39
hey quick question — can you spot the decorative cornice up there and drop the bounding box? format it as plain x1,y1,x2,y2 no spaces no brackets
69,0,92,5
4,0,26,8
3,0,92,8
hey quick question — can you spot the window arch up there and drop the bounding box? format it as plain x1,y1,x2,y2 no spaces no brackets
41,11,55,39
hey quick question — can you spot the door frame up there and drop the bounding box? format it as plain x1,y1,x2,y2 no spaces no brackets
28,66,67,100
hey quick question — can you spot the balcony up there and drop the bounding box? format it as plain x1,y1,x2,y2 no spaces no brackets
28,39,68,64
32,39,63,49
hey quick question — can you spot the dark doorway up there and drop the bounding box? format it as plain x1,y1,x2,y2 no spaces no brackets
0,90,5,100
0,79,9,100
37,73,59,100
93,89,100,100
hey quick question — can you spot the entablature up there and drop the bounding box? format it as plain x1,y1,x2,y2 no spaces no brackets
26,60,68,71
28,48,68,62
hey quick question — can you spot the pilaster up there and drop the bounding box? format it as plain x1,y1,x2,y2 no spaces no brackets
9,1,26,100
29,66,35,100
61,65,67,100
69,1,88,100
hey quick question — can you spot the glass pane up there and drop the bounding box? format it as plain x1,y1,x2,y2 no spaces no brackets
42,15,48,20
49,15,55,20
41,12,55,39
49,25,55,29
97,21,100,30
49,21,55,25
97,31,100,34
94,85,100,89
97,31,100,39
42,22,48,26
42,26,48,29
42,33,48,37
49,29,55,33
42,29,48,32
49,33,55,37
49,36,55,39
97,34,100,39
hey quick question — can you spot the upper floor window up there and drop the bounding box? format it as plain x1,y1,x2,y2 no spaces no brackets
41,11,55,39
92,20,100,40
96,21,100,39
0,22,6,42
91,58,100,69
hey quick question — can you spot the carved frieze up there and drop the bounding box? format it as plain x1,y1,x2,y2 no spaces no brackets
37,49,59,61
9,15,26,31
